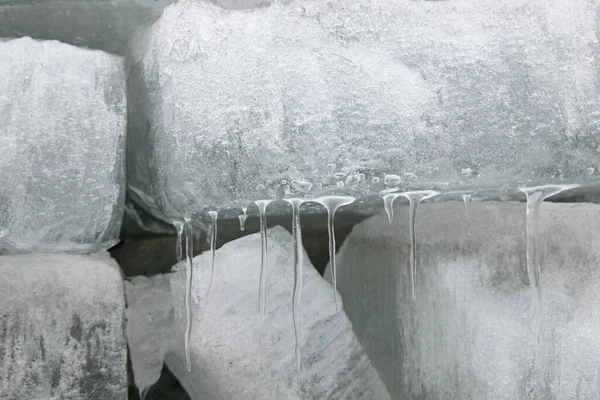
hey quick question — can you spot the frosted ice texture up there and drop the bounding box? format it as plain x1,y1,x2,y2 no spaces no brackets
329,201,600,399
0,37,126,253
128,0,599,218
167,227,390,399
0,253,127,400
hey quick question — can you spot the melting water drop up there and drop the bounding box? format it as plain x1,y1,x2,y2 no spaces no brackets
400,190,440,301
254,199,272,370
519,184,579,321
382,192,402,223
238,207,248,231
284,198,305,388
462,194,472,236
183,218,194,372
204,210,218,316
314,196,356,311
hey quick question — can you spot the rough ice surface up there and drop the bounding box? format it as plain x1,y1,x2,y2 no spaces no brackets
125,273,176,395
327,201,600,399
0,253,127,400
127,0,599,220
0,37,126,253
167,226,390,399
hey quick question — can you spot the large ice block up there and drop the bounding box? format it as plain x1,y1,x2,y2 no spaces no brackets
168,226,390,399
127,0,599,221
327,201,600,399
0,37,126,253
0,253,127,400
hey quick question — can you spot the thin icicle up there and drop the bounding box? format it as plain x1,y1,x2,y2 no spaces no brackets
254,199,272,370
314,196,355,311
238,207,248,231
204,210,218,315
400,190,439,301
519,184,578,323
174,221,184,261
284,198,305,390
382,192,402,223
183,218,194,372
462,194,472,236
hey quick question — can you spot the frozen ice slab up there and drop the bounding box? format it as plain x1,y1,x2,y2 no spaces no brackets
0,0,293,56
125,273,176,395
0,37,126,253
167,226,390,399
327,201,600,399
127,0,599,221
0,253,127,400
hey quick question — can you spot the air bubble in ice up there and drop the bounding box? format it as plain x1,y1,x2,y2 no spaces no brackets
291,179,313,193
384,174,401,186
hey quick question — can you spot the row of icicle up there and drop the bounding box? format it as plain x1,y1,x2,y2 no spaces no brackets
173,183,579,391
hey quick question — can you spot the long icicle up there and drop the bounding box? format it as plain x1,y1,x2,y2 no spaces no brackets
400,191,439,301
183,217,194,372
519,184,578,325
315,196,355,311
285,198,305,390
174,220,185,282
204,210,218,316
254,200,272,370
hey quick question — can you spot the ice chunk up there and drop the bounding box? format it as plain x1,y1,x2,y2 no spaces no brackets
0,253,127,399
125,273,176,395
127,0,599,221
167,226,390,399
0,37,126,253
328,201,600,399
126,0,433,218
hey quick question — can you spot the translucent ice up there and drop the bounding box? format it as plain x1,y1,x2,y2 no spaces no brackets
127,0,599,220
329,200,600,399
167,227,390,399
0,253,126,399
0,37,126,253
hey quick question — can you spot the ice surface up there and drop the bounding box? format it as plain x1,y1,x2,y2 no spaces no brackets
0,37,126,253
125,273,176,395
0,253,127,400
127,0,599,220
167,226,390,399
327,201,600,399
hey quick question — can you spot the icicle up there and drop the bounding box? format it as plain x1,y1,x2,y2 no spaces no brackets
382,192,402,223
314,196,356,311
174,221,184,261
284,198,305,389
183,217,194,372
519,184,578,322
400,190,440,301
254,199,272,370
204,210,218,316
238,207,248,231
462,194,472,236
